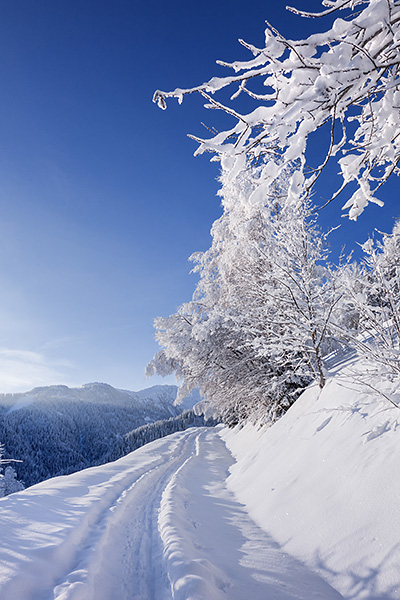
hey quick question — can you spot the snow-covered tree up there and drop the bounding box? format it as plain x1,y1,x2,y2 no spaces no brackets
1,466,24,496
154,0,400,220
0,445,24,497
146,302,281,425
147,166,343,423
340,221,400,387
238,202,343,390
150,0,400,420
215,170,344,390
147,174,304,423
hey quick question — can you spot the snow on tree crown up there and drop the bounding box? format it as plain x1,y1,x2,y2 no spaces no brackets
154,0,400,220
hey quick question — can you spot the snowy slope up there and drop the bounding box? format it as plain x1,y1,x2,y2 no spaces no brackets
2,361,399,599
223,359,400,600
0,428,341,600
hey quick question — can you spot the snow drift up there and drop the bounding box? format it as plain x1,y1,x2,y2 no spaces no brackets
223,358,400,599
1,358,400,599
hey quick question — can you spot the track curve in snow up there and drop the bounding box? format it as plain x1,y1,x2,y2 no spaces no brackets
0,428,343,600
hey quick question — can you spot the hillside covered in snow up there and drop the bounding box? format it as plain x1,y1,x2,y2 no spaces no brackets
0,383,202,487
223,356,400,599
0,357,399,599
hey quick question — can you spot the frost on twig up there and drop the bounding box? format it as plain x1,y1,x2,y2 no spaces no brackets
154,0,400,220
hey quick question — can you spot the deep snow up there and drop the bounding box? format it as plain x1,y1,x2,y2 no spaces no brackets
0,428,340,600
223,359,400,600
1,358,399,599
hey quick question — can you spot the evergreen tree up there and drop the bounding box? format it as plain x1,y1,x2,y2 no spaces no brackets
0,445,24,497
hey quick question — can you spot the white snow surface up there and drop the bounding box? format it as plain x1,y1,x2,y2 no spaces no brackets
2,360,400,599
223,363,400,600
0,428,341,600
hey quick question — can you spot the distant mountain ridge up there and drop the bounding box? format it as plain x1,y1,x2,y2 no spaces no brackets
0,383,202,487
2,382,198,410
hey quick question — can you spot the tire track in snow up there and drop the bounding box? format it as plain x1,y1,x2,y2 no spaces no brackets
159,428,344,600
0,427,343,600
50,428,201,600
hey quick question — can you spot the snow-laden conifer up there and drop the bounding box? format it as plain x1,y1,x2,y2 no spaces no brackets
0,445,24,497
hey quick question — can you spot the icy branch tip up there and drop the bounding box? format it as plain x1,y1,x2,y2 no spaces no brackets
153,90,167,110
286,5,309,16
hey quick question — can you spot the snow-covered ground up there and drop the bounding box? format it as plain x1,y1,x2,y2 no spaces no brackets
223,360,400,600
1,358,400,599
0,427,340,600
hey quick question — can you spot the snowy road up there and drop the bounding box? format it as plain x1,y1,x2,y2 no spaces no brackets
0,428,343,600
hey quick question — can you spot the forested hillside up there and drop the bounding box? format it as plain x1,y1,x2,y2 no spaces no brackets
0,383,207,487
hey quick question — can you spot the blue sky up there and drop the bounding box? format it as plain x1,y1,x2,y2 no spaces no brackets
0,0,397,392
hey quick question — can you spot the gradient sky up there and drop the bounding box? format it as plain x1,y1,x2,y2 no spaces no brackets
0,0,397,393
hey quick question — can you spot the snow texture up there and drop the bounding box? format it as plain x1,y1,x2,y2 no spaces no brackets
2,356,400,599
223,356,400,600
0,428,341,600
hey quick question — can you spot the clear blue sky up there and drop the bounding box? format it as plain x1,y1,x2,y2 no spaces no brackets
0,0,396,392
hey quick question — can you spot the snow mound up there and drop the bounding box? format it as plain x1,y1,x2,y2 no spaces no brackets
223,361,400,600
0,428,342,600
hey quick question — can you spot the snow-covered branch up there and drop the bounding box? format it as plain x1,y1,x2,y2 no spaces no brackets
154,0,400,219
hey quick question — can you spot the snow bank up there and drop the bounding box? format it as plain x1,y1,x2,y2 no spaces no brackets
0,427,341,600
222,366,400,600
158,429,342,600
0,436,176,600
